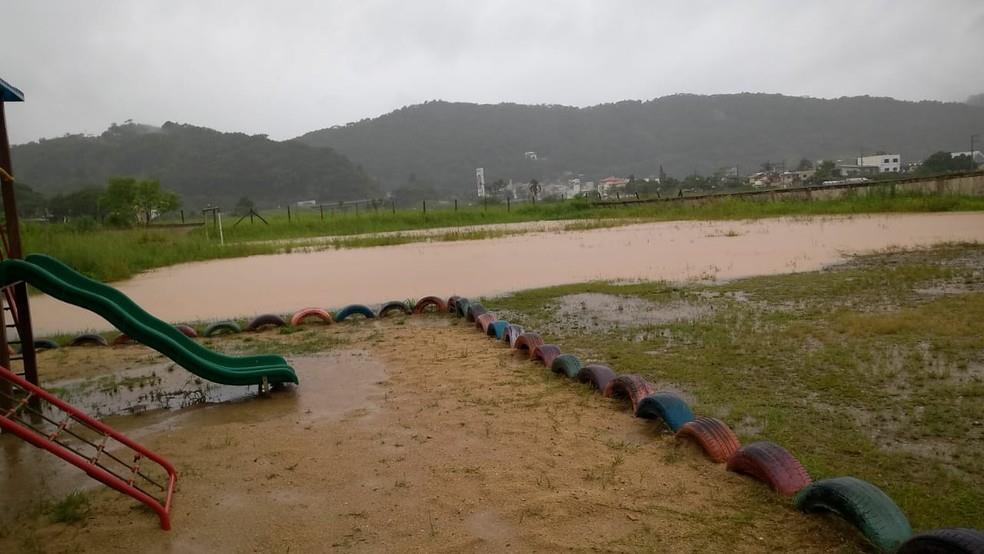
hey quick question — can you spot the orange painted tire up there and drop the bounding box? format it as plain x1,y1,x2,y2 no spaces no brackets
602,374,655,413
513,332,544,355
475,313,496,333
174,324,198,338
726,441,811,496
413,296,447,314
290,307,333,326
675,417,742,463
531,344,562,367
576,364,616,392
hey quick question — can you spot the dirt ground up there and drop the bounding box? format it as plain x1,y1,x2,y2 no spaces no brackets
1,316,869,553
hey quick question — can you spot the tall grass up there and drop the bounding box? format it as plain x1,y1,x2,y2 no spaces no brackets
17,191,984,282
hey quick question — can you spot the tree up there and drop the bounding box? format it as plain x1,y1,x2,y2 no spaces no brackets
101,177,180,226
48,187,103,220
917,151,976,175
235,196,255,216
796,158,814,171
810,160,840,184
528,179,542,204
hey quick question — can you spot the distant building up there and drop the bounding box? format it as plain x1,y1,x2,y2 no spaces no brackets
524,151,538,160
597,176,630,197
476,167,486,197
295,200,316,207
949,150,984,165
857,154,901,173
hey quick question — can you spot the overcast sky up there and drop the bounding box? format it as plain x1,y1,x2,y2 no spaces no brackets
3,0,983,144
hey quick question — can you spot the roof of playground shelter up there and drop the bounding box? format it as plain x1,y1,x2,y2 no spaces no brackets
0,77,24,102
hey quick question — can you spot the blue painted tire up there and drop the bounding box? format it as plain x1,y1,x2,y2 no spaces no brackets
70,333,108,347
635,392,695,432
487,320,509,339
34,338,60,350
455,298,471,318
334,304,376,322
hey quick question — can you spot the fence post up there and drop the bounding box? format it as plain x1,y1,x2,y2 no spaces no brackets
391,200,396,214
422,200,427,215
320,205,324,221
287,205,291,222
507,197,511,212
355,203,359,216
180,209,185,223
484,197,487,212
454,199,458,211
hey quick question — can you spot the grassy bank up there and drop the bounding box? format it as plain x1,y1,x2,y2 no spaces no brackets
482,243,984,531
20,191,984,282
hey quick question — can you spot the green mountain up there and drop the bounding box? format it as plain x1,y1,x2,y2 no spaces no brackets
297,94,984,193
11,122,378,209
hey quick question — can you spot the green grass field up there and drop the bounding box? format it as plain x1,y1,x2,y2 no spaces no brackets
22,190,984,282
482,243,984,531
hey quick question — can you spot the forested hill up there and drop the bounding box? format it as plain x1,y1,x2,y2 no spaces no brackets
11,122,378,209
298,94,984,193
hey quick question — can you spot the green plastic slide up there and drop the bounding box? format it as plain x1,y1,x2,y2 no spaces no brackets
0,255,297,386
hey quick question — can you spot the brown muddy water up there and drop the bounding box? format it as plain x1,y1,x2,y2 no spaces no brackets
0,352,386,526
30,212,984,334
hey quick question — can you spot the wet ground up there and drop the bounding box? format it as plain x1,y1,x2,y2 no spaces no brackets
0,318,868,553
28,212,984,335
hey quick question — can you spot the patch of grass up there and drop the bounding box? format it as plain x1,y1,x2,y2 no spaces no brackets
491,243,984,530
46,491,89,524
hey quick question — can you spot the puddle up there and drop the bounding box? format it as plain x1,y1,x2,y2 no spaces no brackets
550,293,710,334
0,349,387,525
27,212,984,335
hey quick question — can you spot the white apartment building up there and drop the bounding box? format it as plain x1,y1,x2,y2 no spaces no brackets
857,154,901,173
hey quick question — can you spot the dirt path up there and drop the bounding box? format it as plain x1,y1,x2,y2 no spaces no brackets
1,318,867,552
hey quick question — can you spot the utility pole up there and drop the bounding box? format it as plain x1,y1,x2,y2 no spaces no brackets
972,134,979,167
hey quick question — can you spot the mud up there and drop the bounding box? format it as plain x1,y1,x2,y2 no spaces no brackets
28,212,984,335
0,318,867,552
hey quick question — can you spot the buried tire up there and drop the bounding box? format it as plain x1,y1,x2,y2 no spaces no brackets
112,334,134,346
475,313,496,333
33,338,60,350
174,324,198,338
675,417,742,463
551,354,582,379
635,392,695,432
70,333,108,347
726,441,811,496
503,324,525,347
455,299,471,318
795,476,912,552
411,296,445,314
290,307,334,326
447,295,461,313
531,344,562,367
602,374,655,413
246,314,287,331
513,333,544,356
204,320,241,337
334,304,376,322
576,364,616,392
379,301,412,317
487,320,509,340
897,528,984,554
466,303,487,323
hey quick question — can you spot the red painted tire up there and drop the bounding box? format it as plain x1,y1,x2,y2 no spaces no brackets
112,334,134,346
531,344,562,367
174,324,198,338
246,313,287,331
675,417,742,463
290,307,334,326
413,296,447,314
576,364,616,392
602,374,655,413
514,332,544,355
475,313,496,333
726,441,811,496
378,301,411,317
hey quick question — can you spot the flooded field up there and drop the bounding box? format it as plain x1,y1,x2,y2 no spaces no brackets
29,212,984,334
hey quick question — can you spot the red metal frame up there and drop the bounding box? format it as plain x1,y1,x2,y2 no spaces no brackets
0,365,177,530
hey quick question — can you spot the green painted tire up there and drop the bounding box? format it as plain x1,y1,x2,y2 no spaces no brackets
550,354,582,379
794,477,912,552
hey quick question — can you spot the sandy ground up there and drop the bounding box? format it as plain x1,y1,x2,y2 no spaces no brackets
1,317,869,553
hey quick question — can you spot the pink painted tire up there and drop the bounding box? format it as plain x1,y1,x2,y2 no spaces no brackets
531,344,562,367
414,296,448,314
675,417,742,463
576,364,616,392
726,441,811,496
174,324,198,338
475,313,496,333
514,333,544,355
290,307,334,326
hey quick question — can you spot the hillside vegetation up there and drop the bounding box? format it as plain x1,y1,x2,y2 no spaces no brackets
12,122,378,209
299,94,984,194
